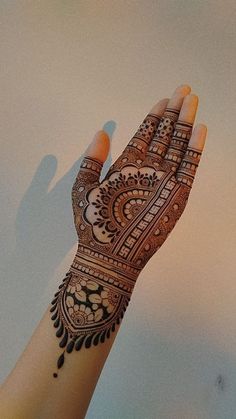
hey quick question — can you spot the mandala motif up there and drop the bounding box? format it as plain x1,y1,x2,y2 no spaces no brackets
85,165,165,244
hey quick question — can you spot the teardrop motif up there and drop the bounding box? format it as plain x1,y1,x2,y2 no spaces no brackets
57,352,65,369
66,339,75,353
56,322,64,338
75,335,86,351
85,332,96,349
59,329,68,348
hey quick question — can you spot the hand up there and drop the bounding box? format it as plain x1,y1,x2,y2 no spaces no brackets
51,84,207,375
71,84,206,269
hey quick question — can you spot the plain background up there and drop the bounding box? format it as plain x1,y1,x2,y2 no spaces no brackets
0,1,236,418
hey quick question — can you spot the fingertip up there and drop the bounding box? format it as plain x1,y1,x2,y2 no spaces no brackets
186,93,199,104
150,97,169,115
189,123,207,151
197,123,207,133
94,130,110,142
159,97,170,105
174,84,192,95
181,93,199,114
86,130,110,163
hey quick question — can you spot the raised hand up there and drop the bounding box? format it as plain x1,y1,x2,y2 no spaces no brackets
50,85,207,377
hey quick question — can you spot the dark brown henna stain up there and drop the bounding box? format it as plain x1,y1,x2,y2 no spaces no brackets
50,122,202,378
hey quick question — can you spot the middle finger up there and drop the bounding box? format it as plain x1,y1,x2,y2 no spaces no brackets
146,84,191,163
164,93,199,171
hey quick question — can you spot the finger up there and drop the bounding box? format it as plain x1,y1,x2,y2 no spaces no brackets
72,131,110,206
146,84,191,163
164,94,199,171
121,98,169,160
176,123,207,187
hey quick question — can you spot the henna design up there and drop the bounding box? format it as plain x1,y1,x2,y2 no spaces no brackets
124,113,161,156
50,112,202,378
164,120,193,171
146,108,179,162
176,147,202,187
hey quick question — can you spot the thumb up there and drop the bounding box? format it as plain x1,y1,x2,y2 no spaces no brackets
79,130,110,184
85,130,110,165
81,130,110,184
72,131,110,207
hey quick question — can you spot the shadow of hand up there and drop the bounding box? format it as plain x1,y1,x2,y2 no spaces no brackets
15,121,116,273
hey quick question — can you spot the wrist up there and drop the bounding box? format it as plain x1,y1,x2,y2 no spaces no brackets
50,243,140,377
69,243,141,296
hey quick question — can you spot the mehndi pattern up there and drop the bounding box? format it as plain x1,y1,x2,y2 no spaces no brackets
50,109,202,377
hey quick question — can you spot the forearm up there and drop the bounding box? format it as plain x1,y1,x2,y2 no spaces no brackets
0,263,126,419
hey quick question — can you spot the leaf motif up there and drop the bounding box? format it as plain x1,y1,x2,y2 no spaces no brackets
75,290,86,302
66,296,74,307
89,293,102,304
87,280,99,291
94,308,103,322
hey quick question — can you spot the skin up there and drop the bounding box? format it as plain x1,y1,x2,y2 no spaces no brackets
0,84,207,419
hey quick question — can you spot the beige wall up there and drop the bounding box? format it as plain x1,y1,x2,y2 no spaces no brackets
1,1,236,418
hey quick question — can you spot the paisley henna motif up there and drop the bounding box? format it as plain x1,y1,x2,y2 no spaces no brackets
50,111,202,377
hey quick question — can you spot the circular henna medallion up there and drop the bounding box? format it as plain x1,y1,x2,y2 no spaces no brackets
85,166,165,243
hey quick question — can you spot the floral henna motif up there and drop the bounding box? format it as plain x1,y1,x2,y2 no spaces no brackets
51,265,132,378
50,112,202,377
85,166,165,243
